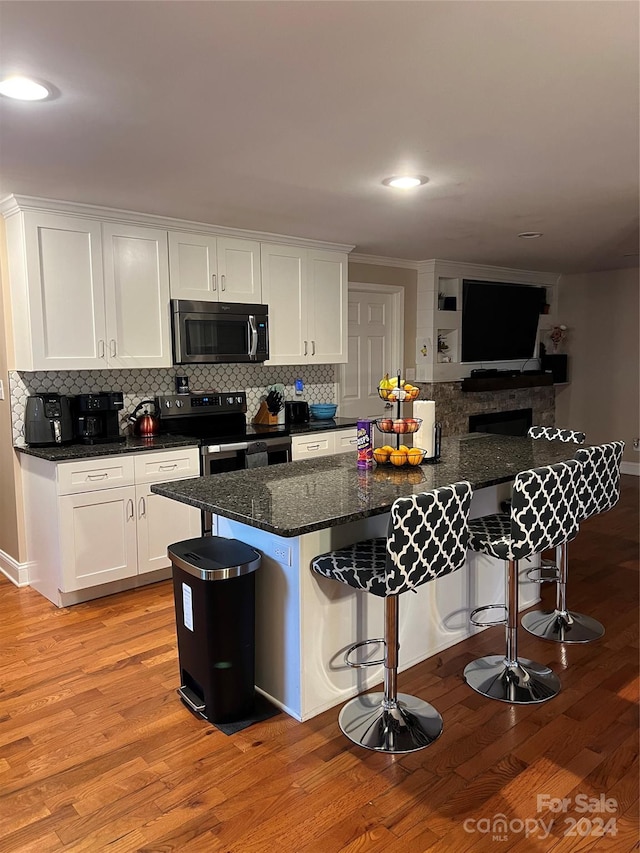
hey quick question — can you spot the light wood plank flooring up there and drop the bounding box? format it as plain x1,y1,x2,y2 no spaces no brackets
1,477,637,852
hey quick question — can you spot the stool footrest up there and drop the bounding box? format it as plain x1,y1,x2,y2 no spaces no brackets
344,638,385,668
526,559,560,584
470,604,507,628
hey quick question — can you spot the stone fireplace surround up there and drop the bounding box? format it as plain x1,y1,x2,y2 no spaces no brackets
413,381,555,437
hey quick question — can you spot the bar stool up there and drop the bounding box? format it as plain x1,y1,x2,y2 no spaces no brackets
528,426,586,444
464,460,583,704
311,482,472,754
522,440,624,643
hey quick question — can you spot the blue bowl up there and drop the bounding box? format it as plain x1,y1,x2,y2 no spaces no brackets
310,403,337,420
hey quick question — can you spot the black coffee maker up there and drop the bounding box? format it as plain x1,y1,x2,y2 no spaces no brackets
73,392,125,444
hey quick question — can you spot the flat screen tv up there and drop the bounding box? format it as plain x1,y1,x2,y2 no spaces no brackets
461,280,546,363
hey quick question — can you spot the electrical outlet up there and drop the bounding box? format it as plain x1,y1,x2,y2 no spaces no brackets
0,380,4,401
271,543,292,565
633,438,639,452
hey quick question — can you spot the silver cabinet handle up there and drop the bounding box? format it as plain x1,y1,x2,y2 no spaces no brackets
98,339,105,359
158,463,177,471
307,443,320,451
110,339,117,357
212,274,217,291
127,499,134,520
138,496,146,518
221,274,226,292
304,340,308,356
312,340,316,356
87,473,108,481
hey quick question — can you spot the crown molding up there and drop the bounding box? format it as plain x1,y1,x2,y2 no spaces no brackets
348,252,420,269
0,195,355,254
416,258,560,286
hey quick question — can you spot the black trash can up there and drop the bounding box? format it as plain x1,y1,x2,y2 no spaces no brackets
168,536,261,724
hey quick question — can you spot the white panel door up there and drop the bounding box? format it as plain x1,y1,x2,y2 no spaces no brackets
168,231,218,301
59,486,137,591
261,243,306,364
23,212,107,370
339,285,403,418
103,224,171,368
136,484,201,575
307,250,347,364
216,237,262,303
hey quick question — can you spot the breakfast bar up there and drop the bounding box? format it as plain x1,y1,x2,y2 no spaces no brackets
151,433,580,721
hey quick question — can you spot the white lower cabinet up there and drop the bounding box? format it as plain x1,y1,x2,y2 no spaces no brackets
291,428,357,461
22,447,200,606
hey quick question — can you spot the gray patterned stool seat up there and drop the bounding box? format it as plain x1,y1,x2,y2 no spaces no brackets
522,440,624,643
311,481,472,754
464,460,583,704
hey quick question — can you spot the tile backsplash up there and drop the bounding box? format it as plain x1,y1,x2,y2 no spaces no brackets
10,364,337,445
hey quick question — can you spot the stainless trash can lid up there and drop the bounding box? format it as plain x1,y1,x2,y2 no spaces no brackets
168,536,261,581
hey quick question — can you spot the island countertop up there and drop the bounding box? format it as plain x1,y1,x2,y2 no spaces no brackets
150,433,579,538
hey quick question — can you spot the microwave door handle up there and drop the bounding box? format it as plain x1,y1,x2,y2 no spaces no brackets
248,315,258,359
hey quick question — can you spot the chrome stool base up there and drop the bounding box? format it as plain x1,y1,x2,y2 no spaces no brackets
338,692,443,753
521,609,605,644
464,656,561,704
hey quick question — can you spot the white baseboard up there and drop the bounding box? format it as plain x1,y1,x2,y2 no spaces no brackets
621,461,639,476
0,548,31,587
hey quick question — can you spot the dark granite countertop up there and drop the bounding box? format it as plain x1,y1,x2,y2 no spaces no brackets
150,433,580,538
288,417,359,435
14,434,200,462
14,417,359,462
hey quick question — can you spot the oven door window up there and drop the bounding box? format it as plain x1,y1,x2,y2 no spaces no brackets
204,449,246,475
184,314,248,359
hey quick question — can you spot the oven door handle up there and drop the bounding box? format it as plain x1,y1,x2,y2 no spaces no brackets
248,315,258,359
204,441,250,454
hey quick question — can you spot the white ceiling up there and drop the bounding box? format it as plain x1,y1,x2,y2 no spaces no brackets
1,1,638,273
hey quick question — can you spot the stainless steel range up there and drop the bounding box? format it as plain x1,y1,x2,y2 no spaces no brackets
156,391,292,533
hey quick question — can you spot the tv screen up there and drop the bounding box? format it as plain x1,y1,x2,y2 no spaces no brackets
461,280,545,363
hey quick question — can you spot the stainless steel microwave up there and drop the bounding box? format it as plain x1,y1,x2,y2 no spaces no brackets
171,300,269,364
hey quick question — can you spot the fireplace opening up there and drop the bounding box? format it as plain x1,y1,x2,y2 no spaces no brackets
469,408,533,437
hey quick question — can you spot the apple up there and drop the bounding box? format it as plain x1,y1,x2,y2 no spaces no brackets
393,420,408,433
378,418,393,431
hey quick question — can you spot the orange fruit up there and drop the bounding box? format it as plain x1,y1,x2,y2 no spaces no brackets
407,448,423,466
390,449,407,467
373,447,389,463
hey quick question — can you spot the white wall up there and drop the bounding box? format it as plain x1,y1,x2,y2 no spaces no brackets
556,267,639,467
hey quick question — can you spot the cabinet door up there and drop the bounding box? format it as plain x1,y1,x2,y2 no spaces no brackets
168,231,218,301
22,212,107,370
216,237,262,303
261,243,306,364
59,486,138,591
136,483,201,575
307,250,348,364
103,224,172,368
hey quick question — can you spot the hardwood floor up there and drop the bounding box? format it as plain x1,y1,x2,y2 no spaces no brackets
1,477,637,852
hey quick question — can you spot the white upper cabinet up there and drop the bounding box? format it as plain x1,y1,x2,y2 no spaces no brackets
102,223,171,368
12,212,107,370
6,211,172,370
261,244,348,365
169,232,261,303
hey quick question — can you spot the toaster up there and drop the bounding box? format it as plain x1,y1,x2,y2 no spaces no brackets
284,400,310,424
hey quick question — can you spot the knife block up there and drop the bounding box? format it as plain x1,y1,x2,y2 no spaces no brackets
252,401,278,425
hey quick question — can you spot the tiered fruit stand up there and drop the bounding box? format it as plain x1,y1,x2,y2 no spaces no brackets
373,373,425,467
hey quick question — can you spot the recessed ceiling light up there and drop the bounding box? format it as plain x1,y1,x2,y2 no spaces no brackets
518,231,543,239
382,175,428,189
0,76,51,101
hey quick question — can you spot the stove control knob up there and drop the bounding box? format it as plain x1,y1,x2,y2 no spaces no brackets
236,396,243,404
175,400,184,408
165,400,172,408
226,396,234,405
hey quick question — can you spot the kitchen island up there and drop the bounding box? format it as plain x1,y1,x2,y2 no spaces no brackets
152,434,578,721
